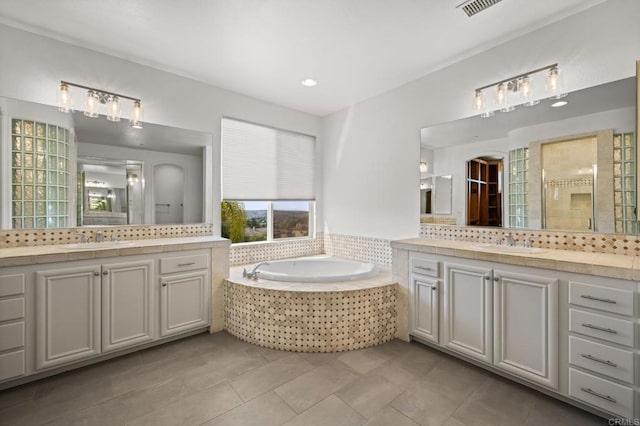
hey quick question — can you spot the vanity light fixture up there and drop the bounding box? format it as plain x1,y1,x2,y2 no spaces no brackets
57,81,144,129
472,63,566,117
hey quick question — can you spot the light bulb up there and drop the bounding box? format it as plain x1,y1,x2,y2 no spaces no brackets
84,91,99,118
106,96,121,122
57,83,73,113
472,90,484,111
495,84,507,108
130,100,144,129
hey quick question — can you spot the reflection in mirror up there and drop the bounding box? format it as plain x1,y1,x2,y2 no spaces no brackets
434,175,453,215
466,158,502,226
420,77,636,234
420,177,433,214
1,96,212,229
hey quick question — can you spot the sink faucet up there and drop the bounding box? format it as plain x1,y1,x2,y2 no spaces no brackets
74,233,89,244
111,234,119,242
243,262,270,280
95,231,104,243
504,233,516,247
523,236,534,248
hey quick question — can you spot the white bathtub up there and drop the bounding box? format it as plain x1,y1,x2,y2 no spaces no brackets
255,257,377,282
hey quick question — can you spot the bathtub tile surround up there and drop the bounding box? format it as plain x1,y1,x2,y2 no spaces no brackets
229,233,324,266
420,224,640,255
225,281,397,352
0,223,214,248
324,233,393,265
229,232,393,266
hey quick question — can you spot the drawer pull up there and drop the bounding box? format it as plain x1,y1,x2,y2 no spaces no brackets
580,295,617,304
580,353,617,367
415,266,432,271
581,323,618,334
178,262,196,267
580,387,617,404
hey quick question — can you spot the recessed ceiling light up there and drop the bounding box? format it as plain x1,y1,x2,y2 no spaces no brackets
551,100,568,108
301,78,318,87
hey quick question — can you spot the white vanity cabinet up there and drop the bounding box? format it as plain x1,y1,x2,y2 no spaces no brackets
35,259,154,370
0,271,27,381
408,252,559,390
159,253,210,337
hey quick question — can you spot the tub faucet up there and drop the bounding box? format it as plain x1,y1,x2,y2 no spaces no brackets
243,262,270,280
95,231,104,243
504,233,516,247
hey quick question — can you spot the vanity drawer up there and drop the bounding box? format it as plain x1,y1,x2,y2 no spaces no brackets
569,368,633,419
569,336,633,383
0,274,25,297
0,297,25,322
0,322,24,351
0,350,25,382
160,253,209,274
410,255,439,278
569,281,633,316
569,309,634,347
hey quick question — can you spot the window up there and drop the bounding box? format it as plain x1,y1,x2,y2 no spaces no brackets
221,118,315,243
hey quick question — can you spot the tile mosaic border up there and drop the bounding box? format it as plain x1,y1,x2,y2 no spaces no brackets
420,224,640,256
0,224,214,248
229,234,324,266
324,233,392,266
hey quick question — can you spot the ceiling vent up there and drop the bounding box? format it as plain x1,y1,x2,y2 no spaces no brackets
457,0,503,17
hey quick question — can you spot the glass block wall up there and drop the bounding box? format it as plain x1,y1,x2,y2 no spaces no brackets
508,147,529,228
11,119,70,229
613,132,637,234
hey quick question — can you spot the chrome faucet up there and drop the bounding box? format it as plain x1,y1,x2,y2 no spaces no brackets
95,231,104,243
74,233,89,244
111,234,119,242
243,262,270,280
523,236,534,248
504,233,516,247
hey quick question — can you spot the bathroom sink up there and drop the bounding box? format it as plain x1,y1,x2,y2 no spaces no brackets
471,244,546,254
58,241,137,250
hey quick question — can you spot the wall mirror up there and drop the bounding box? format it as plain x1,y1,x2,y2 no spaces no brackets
0,96,213,229
420,76,637,234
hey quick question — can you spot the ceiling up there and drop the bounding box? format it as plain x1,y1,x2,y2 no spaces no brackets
420,77,636,149
0,0,607,116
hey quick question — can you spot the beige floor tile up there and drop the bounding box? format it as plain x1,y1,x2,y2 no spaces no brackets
275,359,359,413
283,395,365,426
0,382,38,411
364,406,419,426
336,370,406,419
181,347,268,392
126,382,243,426
338,347,391,374
230,354,313,401
524,394,608,426
298,351,340,366
202,391,296,426
451,376,538,426
391,383,466,426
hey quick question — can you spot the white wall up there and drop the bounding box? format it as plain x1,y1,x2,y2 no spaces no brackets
0,23,323,235
321,0,639,240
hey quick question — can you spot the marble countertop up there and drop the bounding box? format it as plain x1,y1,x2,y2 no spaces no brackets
0,236,230,267
391,238,640,281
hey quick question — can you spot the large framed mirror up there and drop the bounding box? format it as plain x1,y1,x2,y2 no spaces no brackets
0,96,213,229
420,76,636,233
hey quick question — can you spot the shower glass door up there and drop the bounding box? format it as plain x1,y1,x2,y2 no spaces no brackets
541,137,597,231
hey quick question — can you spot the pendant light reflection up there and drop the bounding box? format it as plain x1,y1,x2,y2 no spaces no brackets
84,91,100,118
130,100,144,129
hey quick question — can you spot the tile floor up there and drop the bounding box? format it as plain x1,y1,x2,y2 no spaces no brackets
0,332,607,425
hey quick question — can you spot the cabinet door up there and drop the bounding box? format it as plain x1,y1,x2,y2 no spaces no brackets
409,274,439,344
443,263,492,363
36,266,101,370
160,270,209,337
102,260,154,352
493,270,558,390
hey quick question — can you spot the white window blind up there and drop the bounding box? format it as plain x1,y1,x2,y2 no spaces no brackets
222,117,316,200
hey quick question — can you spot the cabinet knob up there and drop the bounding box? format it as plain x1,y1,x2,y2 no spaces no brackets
431,286,437,291
484,275,490,281
102,270,109,275
493,277,499,282
161,281,167,287
94,271,100,276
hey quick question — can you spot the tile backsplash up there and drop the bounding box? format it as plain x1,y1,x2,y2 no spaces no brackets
0,224,214,248
420,224,640,256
